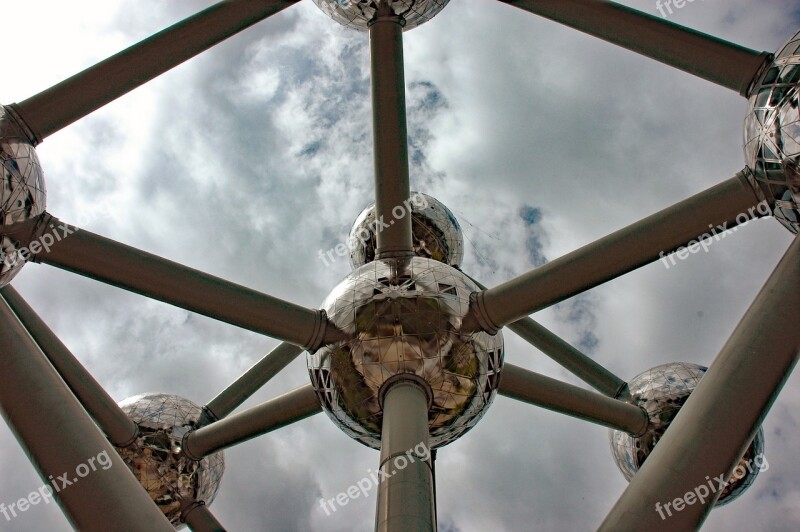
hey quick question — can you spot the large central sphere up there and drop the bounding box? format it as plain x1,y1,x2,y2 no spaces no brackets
308,256,503,449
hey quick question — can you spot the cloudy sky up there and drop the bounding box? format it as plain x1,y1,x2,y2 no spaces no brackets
1,0,799,530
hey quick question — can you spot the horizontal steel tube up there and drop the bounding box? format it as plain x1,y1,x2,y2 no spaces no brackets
34,216,337,350
600,235,800,530
11,0,299,142
468,173,761,332
184,384,320,459
0,298,173,531
0,286,138,447
499,363,648,434
202,342,304,424
499,0,770,95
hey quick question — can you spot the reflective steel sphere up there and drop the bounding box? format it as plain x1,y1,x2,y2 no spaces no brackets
308,256,503,449
0,106,46,287
743,29,800,233
311,0,449,32
348,192,464,269
116,394,225,525
609,363,765,506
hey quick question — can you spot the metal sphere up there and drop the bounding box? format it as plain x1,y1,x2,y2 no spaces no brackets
0,106,47,287
348,192,464,270
743,29,800,233
308,256,503,449
311,0,449,32
609,363,765,506
115,393,225,525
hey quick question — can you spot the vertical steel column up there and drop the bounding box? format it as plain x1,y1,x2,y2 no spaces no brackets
370,11,414,258
0,286,138,447
600,235,800,530
375,381,436,532
0,299,173,531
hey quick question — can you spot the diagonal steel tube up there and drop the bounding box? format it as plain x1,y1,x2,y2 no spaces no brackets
499,363,648,434
465,172,762,333
182,502,227,532
183,384,321,459
200,342,304,426
32,215,339,350
470,277,626,397
600,235,800,530
370,10,414,258
498,0,771,95
0,286,138,447
0,298,174,531
9,0,300,143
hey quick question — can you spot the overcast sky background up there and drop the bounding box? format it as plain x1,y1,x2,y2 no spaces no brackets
1,0,799,530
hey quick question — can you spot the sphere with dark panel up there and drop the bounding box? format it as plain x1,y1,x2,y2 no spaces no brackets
743,28,800,233
311,0,449,32
0,106,46,287
115,394,225,526
348,192,464,270
609,363,765,506
308,256,503,449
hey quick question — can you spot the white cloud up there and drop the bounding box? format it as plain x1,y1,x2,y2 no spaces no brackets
0,1,797,530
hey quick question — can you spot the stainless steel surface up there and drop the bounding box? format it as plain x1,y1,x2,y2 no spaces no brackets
608,362,764,506
744,29,800,233
116,393,225,526
313,0,449,32
0,106,46,287
349,192,465,269
309,256,504,449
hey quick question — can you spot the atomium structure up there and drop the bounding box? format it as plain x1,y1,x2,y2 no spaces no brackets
0,1,798,531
